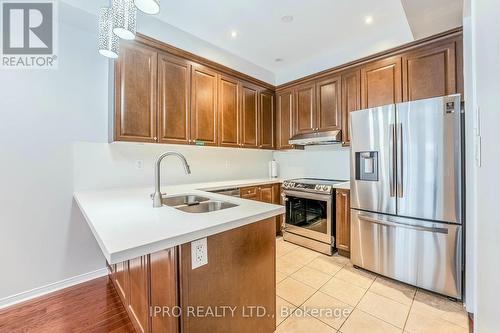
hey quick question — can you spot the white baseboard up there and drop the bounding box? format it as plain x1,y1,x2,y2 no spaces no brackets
0,268,109,310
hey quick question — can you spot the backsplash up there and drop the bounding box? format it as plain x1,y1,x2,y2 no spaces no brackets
273,145,351,181
73,141,274,191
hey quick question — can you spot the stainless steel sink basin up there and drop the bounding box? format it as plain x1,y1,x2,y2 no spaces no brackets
175,200,238,213
162,195,210,207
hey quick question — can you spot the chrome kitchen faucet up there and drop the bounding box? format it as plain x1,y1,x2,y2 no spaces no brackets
152,152,191,208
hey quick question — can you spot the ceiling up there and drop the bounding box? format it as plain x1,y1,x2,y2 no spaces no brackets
61,0,463,84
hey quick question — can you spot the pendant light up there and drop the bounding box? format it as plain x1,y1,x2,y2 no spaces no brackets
134,0,160,15
112,0,137,40
98,7,119,58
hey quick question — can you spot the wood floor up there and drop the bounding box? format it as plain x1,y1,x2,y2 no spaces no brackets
0,276,135,333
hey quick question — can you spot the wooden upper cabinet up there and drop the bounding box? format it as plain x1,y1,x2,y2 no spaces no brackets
158,53,191,144
341,69,361,145
361,56,402,108
241,83,259,148
276,90,294,149
115,43,158,142
402,41,456,101
260,91,275,149
294,82,316,134
218,75,240,147
316,76,342,132
190,65,218,146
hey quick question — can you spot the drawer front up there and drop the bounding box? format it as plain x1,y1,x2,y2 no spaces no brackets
240,186,258,197
350,210,462,299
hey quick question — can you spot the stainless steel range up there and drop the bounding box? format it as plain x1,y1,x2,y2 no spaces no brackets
282,178,346,255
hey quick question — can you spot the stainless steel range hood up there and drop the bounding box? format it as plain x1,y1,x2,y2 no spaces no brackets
288,130,342,146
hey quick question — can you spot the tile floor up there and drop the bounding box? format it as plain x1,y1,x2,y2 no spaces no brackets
275,237,469,333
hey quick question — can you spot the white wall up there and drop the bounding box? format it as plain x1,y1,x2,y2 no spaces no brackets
462,5,477,314
0,3,273,302
273,146,350,181
73,142,273,191
0,10,108,300
470,0,500,331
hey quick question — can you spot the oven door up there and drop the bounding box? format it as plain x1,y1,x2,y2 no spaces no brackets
283,190,333,244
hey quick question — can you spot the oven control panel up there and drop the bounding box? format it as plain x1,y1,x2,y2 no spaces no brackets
282,180,334,194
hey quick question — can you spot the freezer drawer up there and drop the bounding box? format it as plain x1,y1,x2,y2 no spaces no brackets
350,210,462,299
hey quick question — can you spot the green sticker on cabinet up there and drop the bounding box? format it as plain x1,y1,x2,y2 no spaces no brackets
194,141,205,146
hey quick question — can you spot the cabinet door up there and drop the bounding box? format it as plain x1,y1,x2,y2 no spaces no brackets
259,185,273,203
191,65,218,146
276,90,294,149
241,83,259,148
341,69,361,145
402,41,456,101
272,184,282,235
361,56,402,108
218,75,240,147
128,256,150,333
114,261,129,304
158,53,191,144
259,91,275,149
336,189,351,257
294,83,316,134
115,43,158,142
150,249,179,333
316,76,342,132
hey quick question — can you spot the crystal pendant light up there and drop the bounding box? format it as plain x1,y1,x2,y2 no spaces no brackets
98,7,119,58
134,0,160,15
112,0,137,40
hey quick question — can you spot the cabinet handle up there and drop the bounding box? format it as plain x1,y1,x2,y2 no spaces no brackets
154,136,158,141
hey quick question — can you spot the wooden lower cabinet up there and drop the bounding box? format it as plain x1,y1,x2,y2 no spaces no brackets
335,189,351,258
128,256,150,333
110,218,277,333
240,186,260,200
240,183,282,235
180,218,276,333
150,249,179,332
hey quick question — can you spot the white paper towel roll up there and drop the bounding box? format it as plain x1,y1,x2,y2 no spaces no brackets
269,160,278,178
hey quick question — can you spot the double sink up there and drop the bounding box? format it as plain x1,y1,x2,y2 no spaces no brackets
162,195,238,213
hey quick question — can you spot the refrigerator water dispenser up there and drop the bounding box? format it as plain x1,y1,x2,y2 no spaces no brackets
355,151,378,181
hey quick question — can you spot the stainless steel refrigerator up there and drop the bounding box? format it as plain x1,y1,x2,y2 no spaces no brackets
349,94,463,299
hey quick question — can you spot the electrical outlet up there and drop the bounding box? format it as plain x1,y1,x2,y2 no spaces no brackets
135,160,143,170
191,238,208,269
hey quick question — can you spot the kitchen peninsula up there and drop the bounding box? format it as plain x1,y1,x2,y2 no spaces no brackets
74,179,285,333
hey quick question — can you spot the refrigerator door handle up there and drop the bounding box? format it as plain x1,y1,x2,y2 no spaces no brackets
357,214,449,234
389,124,396,197
397,122,404,198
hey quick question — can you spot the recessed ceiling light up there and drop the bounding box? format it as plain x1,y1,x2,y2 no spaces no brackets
230,30,238,38
275,58,284,62
281,15,294,23
364,16,373,25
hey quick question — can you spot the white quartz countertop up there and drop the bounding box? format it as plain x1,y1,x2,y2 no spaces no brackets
74,178,287,264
